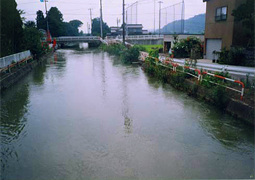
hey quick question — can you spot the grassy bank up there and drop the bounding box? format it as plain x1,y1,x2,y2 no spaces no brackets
137,44,163,53
100,43,146,64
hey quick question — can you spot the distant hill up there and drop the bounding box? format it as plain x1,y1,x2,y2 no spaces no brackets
160,13,205,34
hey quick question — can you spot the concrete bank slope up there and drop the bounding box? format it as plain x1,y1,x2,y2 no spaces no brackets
141,60,254,126
184,80,254,125
0,52,53,92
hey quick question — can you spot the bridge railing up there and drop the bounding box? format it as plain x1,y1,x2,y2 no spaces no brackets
0,51,31,68
106,35,164,40
126,35,164,40
55,36,100,42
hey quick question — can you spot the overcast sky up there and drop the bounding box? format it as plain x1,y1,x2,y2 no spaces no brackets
17,0,206,33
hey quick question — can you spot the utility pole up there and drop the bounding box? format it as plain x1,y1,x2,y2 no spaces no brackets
154,0,156,34
123,0,125,45
136,1,138,24
87,22,90,34
126,10,128,24
44,0,50,41
181,0,185,33
173,5,175,33
117,18,120,27
100,0,103,38
89,8,93,34
158,1,163,36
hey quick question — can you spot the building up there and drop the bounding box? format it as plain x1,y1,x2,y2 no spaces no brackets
163,34,204,53
126,24,143,35
203,0,248,60
109,24,147,37
108,27,122,37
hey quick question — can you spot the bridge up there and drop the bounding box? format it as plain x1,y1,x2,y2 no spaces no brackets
53,35,164,47
54,36,108,47
55,36,102,43
106,35,164,45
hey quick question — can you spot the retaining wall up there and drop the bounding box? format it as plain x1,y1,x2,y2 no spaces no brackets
0,52,53,92
141,61,254,126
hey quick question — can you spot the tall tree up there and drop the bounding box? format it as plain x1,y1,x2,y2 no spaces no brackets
91,18,110,37
0,0,24,57
23,27,43,58
47,7,65,37
36,10,46,30
63,22,77,36
232,0,254,46
25,21,36,28
69,20,83,34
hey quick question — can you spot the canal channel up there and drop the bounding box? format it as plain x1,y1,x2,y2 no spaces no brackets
0,44,254,179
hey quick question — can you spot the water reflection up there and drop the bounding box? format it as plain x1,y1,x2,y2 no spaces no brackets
101,52,107,99
121,70,133,134
32,62,46,85
155,78,255,152
0,83,30,171
197,111,254,151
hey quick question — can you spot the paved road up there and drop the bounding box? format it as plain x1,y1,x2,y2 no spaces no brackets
159,55,255,80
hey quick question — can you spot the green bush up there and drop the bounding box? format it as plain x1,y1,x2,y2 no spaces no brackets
209,86,230,109
216,47,250,66
202,71,231,88
120,45,145,64
172,36,203,58
23,27,44,58
100,43,125,56
101,44,145,64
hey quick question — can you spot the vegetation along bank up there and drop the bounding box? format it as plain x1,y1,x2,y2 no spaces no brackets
142,52,254,125
101,42,254,125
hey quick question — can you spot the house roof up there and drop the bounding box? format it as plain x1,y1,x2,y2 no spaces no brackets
126,24,143,28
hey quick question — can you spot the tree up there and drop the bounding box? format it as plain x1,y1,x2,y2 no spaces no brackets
91,18,110,37
47,7,65,37
0,0,24,57
232,0,254,46
63,22,77,36
36,10,46,30
69,20,83,29
25,21,36,28
66,20,83,36
23,27,44,58
18,9,26,23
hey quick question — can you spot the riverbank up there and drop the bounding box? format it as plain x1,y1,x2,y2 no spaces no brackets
141,60,254,125
0,52,53,92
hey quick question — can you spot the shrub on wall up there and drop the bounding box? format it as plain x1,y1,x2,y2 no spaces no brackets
172,36,203,58
100,44,146,64
121,45,146,64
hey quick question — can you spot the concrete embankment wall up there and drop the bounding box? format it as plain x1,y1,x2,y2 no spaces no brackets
0,53,53,92
140,61,254,126
184,79,254,125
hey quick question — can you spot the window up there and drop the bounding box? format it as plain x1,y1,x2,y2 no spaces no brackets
215,6,228,21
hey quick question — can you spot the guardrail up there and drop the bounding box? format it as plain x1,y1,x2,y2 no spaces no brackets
55,36,101,42
167,58,255,77
144,55,245,100
106,35,164,40
0,51,31,68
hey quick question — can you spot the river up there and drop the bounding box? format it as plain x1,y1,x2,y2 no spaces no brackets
0,44,254,179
